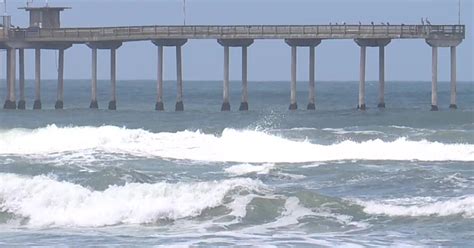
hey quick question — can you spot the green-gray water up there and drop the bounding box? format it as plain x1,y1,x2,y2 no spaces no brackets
0,80,473,246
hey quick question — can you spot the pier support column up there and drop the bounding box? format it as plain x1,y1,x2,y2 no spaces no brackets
108,48,117,110
55,49,65,109
290,46,297,110
354,38,391,110
175,45,184,111
431,46,438,111
358,46,366,110
217,39,254,111
34,49,42,110
285,39,321,111
18,49,26,110
378,46,386,108
240,46,249,111
4,49,9,107
307,46,315,110
90,48,98,109
152,39,187,111
425,38,462,111
156,46,164,111
449,46,457,109
86,41,122,110
221,46,230,111
3,48,16,109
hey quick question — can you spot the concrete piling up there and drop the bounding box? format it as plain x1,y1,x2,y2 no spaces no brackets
358,46,366,110
378,46,386,108
354,38,391,110
55,49,65,109
239,46,249,111
285,39,321,111
221,46,230,111
3,48,16,109
289,46,297,110
156,46,164,111
18,49,26,110
90,48,99,109
86,41,122,109
152,39,187,111
4,49,10,108
307,46,315,110
10,48,16,109
217,39,253,111
33,49,42,110
108,48,117,110
175,45,184,111
425,38,462,111
450,46,457,109
431,46,438,111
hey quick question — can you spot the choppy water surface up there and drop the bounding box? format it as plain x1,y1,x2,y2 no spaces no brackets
0,80,473,246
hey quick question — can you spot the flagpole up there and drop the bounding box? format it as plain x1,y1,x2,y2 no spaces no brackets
458,0,461,24
183,0,186,26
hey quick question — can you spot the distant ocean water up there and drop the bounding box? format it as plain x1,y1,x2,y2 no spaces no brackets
0,80,473,246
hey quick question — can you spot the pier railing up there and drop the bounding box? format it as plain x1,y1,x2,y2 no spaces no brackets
3,24,465,42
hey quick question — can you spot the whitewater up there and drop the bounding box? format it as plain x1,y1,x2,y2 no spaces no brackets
1,125,473,162
1,80,473,246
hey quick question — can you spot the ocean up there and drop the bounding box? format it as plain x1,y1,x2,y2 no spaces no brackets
0,79,473,247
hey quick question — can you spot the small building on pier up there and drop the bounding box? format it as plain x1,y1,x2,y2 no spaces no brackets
19,6,70,28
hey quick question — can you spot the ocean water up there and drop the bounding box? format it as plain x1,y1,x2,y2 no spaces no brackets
0,80,473,247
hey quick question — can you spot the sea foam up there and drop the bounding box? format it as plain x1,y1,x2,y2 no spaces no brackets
0,125,473,163
0,173,263,227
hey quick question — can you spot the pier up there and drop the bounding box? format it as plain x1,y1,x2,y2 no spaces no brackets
0,6,465,111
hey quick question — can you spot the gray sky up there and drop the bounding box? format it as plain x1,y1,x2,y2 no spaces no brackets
3,0,473,81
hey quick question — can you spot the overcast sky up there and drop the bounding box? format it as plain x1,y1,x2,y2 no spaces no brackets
2,0,473,81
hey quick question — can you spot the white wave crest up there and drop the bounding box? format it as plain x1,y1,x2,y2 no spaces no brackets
355,196,474,218
225,163,275,175
0,125,473,163
0,173,263,227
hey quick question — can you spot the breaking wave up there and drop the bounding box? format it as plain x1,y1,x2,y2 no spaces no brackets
0,173,263,227
355,196,474,218
0,125,473,163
